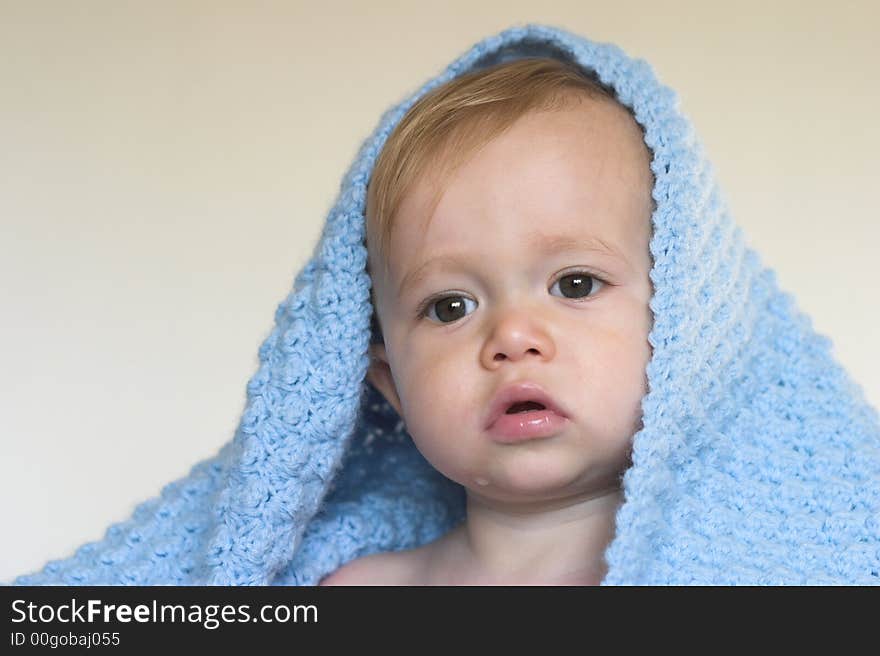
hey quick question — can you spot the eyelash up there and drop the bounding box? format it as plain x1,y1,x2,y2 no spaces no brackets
415,269,609,321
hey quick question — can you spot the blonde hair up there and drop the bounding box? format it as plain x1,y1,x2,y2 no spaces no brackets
365,57,645,342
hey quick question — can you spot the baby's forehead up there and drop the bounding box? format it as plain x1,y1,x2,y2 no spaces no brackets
373,99,655,293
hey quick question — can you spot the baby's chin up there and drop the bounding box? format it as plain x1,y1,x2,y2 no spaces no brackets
460,456,601,503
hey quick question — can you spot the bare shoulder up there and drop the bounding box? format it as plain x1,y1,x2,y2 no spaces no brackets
318,549,425,586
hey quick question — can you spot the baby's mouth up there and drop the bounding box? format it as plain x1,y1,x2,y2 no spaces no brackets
505,401,547,414
484,381,570,430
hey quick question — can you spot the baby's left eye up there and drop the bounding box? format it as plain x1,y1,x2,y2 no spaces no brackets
550,272,604,300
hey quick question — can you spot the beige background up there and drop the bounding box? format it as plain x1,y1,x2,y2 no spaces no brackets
2,1,877,582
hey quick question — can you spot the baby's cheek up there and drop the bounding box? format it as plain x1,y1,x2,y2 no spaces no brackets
570,327,648,437
405,359,483,468
398,357,455,423
606,339,651,435
578,325,640,377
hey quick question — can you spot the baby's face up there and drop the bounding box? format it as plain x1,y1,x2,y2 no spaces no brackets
368,98,655,502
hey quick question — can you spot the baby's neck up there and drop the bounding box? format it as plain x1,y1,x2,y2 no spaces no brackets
423,485,623,586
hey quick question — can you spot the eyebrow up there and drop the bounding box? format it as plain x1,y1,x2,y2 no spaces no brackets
396,231,627,298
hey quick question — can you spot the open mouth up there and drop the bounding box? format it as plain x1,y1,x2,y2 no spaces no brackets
505,401,547,414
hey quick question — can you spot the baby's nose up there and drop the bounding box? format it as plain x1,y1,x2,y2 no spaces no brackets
481,315,555,367
492,346,543,362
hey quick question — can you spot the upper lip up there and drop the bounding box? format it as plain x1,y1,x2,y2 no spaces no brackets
484,381,570,429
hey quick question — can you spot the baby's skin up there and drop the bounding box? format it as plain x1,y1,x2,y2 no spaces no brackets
325,95,655,585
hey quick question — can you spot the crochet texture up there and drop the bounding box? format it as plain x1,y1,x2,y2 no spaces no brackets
12,23,880,586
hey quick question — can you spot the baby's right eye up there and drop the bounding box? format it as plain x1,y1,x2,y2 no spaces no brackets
420,295,477,324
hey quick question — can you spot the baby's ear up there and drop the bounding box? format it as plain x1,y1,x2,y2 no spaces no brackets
366,343,404,418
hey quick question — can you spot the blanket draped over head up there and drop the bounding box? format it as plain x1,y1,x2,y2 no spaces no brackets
12,23,880,586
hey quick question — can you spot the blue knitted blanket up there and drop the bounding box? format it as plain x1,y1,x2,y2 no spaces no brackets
12,23,880,585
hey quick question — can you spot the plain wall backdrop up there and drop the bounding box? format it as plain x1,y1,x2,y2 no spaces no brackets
2,1,877,582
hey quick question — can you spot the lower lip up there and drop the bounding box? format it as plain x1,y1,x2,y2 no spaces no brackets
487,410,568,444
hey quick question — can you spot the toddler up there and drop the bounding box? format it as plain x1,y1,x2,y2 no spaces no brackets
14,24,878,587
322,58,655,584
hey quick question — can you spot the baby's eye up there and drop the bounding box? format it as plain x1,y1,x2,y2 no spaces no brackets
550,271,605,300
420,271,604,325
421,295,477,324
